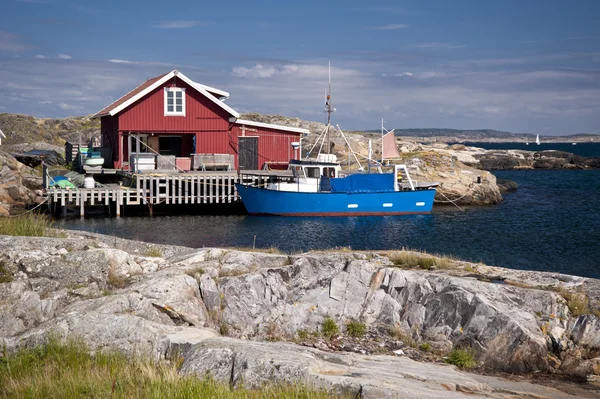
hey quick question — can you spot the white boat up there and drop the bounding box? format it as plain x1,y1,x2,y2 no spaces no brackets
572,143,577,145
536,134,540,145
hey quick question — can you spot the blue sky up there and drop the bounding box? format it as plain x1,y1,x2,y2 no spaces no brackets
1,0,599,134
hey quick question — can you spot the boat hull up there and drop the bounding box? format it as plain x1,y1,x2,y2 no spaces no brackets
235,184,436,216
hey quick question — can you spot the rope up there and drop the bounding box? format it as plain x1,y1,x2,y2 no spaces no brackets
436,190,464,211
5,195,50,217
434,184,478,203
433,182,483,211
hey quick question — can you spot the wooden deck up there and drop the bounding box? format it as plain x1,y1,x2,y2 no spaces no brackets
45,170,294,217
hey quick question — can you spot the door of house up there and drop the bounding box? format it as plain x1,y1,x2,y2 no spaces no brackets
238,137,258,170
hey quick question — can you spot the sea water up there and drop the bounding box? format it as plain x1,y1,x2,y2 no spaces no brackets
57,167,600,278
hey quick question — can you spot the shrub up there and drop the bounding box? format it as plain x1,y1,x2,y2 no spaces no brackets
388,251,453,270
346,320,367,338
446,347,477,369
321,317,339,339
419,342,432,352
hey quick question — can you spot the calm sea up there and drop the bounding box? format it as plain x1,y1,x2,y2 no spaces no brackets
57,165,600,279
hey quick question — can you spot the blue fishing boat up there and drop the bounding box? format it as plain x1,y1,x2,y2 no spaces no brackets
236,162,438,216
236,63,438,216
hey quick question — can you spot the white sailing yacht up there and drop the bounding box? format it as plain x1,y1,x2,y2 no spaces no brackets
536,134,540,145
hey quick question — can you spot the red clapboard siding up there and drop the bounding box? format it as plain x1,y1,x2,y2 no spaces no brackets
195,131,233,155
118,77,230,132
231,125,299,169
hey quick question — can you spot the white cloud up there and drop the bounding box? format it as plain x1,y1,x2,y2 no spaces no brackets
415,42,466,49
35,54,49,59
0,52,598,134
232,64,300,79
371,24,409,30
152,20,210,29
0,31,32,52
109,59,134,64
57,53,72,59
58,102,84,111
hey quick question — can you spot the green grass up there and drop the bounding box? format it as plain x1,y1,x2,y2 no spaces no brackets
0,213,64,237
296,329,309,340
346,320,367,338
419,342,432,352
388,251,454,270
321,317,339,340
0,338,348,399
144,248,163,258
558,288,590,317
0,260,13,283
446,347,477,369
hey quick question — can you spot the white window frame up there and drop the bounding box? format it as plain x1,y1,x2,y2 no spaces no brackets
164,87,186,116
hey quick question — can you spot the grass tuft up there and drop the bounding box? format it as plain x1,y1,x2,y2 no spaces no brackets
0,337,346,398
446,347,477,369
346,320,367,338
0,213,65,237
388,251,454,270
419,342,432,352
558,288,590,317
145,248,163,258
0,260,13,283
321,317,339,340
296,329,309,340
107,268,128,289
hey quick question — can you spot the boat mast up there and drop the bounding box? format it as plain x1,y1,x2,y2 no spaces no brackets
325,61,333,154
381,119,384,164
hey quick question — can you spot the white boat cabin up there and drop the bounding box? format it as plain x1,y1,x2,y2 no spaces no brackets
266,159,343,193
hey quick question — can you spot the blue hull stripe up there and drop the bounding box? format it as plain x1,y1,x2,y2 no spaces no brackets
235,184,436,216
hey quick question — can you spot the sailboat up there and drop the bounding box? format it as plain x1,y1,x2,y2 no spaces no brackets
536,134,540,145
235,64,438,216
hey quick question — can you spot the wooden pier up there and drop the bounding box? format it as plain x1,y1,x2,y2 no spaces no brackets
45,170,292,217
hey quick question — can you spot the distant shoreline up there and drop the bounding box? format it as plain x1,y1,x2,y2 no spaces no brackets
399,136,600,144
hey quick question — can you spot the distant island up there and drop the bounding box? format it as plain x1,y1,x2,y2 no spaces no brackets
1,112,599,145
364,127,600,143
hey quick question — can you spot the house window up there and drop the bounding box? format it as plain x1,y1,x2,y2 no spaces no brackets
164,87,185,116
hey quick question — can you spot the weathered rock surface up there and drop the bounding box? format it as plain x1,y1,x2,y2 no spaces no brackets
1,232,599,398
0,151,44,215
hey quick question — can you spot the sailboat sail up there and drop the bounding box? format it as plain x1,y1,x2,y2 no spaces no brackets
536,134,540,145
382,130,401,159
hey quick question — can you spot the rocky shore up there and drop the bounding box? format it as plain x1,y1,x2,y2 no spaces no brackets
1,231,599,398
0,151,45,216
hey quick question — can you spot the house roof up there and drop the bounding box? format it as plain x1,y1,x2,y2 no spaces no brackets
233,118,310,135
92,70,238,119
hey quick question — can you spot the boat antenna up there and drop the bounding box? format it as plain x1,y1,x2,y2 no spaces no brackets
325,61,334,154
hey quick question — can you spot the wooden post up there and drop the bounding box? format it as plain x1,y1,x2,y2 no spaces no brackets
80,191,85,218
116,190,121,217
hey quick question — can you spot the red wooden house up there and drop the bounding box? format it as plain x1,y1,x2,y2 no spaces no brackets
92,70,308,171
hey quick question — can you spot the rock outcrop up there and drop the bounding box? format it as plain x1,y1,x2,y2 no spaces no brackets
1,232,599,397
0,151,44,215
